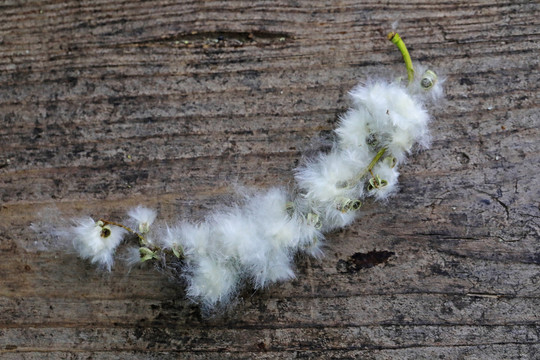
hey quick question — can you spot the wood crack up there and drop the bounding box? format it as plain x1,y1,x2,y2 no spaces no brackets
120,30,293,48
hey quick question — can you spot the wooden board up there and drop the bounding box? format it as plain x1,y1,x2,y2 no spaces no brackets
1,0,539,358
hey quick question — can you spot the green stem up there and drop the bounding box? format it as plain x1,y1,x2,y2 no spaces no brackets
100,219,184,261
387,32,414,85
99,219,147,246
337,147,388,189
367,147,387,172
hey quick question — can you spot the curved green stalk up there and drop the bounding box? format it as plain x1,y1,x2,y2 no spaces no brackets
336,147,388,189
99,218,183,261
99,219,147,245
367,147,387,172
388,32,414,85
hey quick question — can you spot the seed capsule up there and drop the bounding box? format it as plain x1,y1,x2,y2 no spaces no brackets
420,70,438,90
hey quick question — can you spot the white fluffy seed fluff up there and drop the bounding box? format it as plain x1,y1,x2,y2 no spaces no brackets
49,70,439,312
71,218,127,271
296,148,369,204
409,63,445,102
124,246,144,268
242,188,298,287
164,222,211,258
349,81,431,163
127,206,157,234
368,161,400,201
335,108,372,150
288,196,325,257
186,256,239,308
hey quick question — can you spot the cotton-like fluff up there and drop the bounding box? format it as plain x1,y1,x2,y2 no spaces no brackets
335,108,373,151
296,149,366,203
367,160,400,201
164,221,239,307
171,212,252,306
175,188,324,304
208,201,292,289
127,206,157,234
295,148,370,231
251,245,294,289
349,81,430,162
211,207,259,267
243,188,298,287
124,246,144,268
289,196,325,257
408,63,445,102
246,188,297,248
71,218,127,271
162,222,211,259
186,256,240,309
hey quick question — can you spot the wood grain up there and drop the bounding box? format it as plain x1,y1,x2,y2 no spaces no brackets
1,0,539,358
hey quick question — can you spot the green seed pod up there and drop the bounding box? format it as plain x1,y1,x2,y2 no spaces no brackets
336,197,362,212
100,225,111,238
366,133,378,148
383,156,397,168
368,175,388,190
349,199,362,211
285,201,295,217
420,69,438,90
139,247,159,262
306,213,322,229
172,245,183,259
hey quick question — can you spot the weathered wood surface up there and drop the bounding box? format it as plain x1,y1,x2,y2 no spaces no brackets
1,0,539,358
